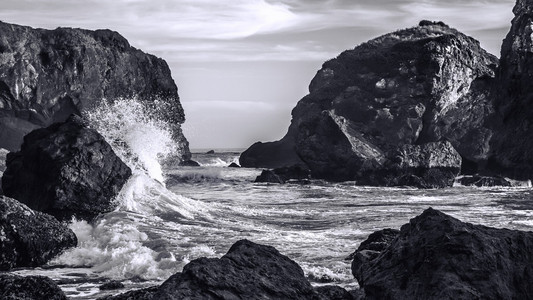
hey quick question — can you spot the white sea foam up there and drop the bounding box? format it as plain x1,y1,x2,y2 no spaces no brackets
85,98,174,184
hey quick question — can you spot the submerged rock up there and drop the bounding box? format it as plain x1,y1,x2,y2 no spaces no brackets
0,21,190,160
489,0,533,180
255,164,311,184
2,115,131,221
104,239,341,299
0,274,67,300
352,208,533,300
241,21,497,185
0,196,77,270
455,175,512,187
99,281,125,291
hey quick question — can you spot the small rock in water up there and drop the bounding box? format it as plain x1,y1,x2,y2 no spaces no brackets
100,281,125,290
179,159,201,167
228,162,240,168
206,150,215,154
456,175,512,187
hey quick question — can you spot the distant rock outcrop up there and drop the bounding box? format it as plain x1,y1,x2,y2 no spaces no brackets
0,196,77,270
103,239,353,300
352,208,533,299
0,21,190,160
489,0,533,179
2,115,131,221
241,21,497,185
0,274,67,300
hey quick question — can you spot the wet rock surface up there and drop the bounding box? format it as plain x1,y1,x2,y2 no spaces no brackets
255,165,311,184
0,21,190,160
241,21,497,185
352,208,533,300
0,274,67,300
2,115,131,221
0,196,77,270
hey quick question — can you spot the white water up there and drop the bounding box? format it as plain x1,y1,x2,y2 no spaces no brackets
10,98,533,299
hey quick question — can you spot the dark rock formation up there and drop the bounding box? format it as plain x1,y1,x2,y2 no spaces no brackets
255,164,311,184
205,150,215,154
315,286,357,300
178,159,200,167
99,281,125,291
227,162,240,168
490,0,533,179
0,196,77,270
104,239,330,300
0,274,67,300
241,21,497,184
456,175,512,187
2,115,131,221
0,21,190,160
352,208,533,300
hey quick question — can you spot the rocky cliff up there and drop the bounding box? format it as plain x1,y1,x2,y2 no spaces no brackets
0,21,190,160
241,21,497,184
490,0,533,179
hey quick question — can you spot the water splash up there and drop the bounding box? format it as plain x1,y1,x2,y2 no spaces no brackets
85,98,174,184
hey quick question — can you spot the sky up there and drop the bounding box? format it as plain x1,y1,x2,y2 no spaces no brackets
0,0,515,149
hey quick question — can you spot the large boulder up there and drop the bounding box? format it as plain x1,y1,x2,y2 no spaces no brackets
0,196,77,270
2,115,131,221
352,208,533,300
489,0,533,179
103,239,354,300
0,274,67,300
0,21,190,160
241,21,497,184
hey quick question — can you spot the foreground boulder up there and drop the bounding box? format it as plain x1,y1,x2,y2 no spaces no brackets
2,115,131,221
489,0,533,179
0,21,190,160
0,196,77,270
255,165,311,184
241,21,497,184
0,274,67,300
352,208,533,299
104,239,353,300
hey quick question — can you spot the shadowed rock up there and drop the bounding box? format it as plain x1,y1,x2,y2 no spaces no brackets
2,115,131,221
352,208,533,299
0,274,67,300
0,21,190,160
0,196,77,270
241,21,497,185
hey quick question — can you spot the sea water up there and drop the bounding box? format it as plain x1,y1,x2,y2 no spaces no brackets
9,99,533,299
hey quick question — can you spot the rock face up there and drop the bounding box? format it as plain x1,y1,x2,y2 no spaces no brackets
104,239,353,300
2,115,131,221
255,165,311,184
241,21,497,184
490,0,533,179
352,208,533,300
0,196,77,270
0,21,190,160
0,274,67,300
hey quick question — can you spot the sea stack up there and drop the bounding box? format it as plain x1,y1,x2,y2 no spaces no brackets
0,21,190,161
241,21,497,186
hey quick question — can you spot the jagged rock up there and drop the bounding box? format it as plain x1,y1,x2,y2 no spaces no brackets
0,21,190,160
490,0,533,180
178,159,200,167
255,165,311,184
352,208,533,300
0,196,77,270
0,274,67,300
227,162,240,168
2,115,131,221
314,286,356,300
104,240,322,299
241,21,497,184
456,175,512,187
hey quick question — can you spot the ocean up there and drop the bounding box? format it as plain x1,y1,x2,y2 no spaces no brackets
7,99,533,299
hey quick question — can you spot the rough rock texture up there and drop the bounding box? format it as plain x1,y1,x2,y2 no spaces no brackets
490,0,533,179
0,274,67,300
0,196,77,270
0,148,7,194
241,21,497,184
2,115,131,221
240,138,306,169
0,21,190,160
352,208,533,300
103,239,346,300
